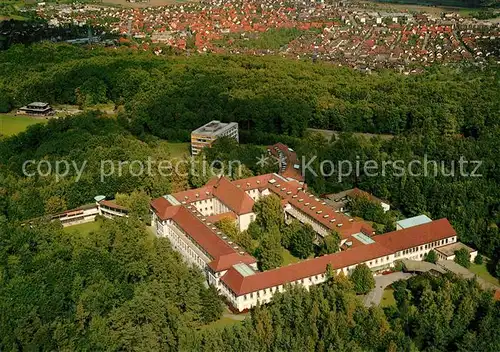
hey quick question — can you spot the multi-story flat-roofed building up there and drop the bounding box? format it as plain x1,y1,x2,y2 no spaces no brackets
191,120,238,155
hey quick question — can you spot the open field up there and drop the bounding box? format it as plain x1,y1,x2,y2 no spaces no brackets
63,220,102,236
469,261,499,287
362,0,476,14
0,114,48,137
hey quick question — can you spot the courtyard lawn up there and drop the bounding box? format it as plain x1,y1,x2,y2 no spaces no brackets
0,114,47,137
63,220,102,237
282,248,302,266
469,261,499,287
380,288,396,308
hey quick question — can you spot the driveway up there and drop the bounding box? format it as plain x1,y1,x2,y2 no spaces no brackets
363,272,413,307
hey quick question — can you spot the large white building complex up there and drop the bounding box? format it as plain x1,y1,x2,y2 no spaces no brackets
151,171,460,312
190,120,239,155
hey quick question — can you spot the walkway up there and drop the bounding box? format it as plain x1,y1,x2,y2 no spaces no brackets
437,260,499,292
402,259,446,274
363,272,413,307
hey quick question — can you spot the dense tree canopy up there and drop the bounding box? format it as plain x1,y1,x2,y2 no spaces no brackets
1,42,500,350
0,218,223,350
424,250,438,264
0,112,182,221
455,248,472,268
350,263,376,294
4,219,497,352
1,43,498,142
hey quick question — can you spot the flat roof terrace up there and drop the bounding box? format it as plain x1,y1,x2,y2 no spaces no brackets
435,242,476,257
192,120,237,137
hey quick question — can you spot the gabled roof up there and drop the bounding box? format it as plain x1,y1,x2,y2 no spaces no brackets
287,190,374,238
232,173,275,191
375,218,456,252
212,176,255,214
172,185,213,203
171,176,255,215
170,206,236,260
221,219,457,296
221,241,391,296
150,197,179,220
208,252,257,272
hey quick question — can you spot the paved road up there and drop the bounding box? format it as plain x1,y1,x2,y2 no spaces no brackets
363,272,413,307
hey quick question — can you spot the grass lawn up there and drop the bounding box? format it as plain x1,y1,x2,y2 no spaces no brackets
282,248,303,266
469,261,499,287
380,288,396,307
0,114,48,137
167,142,190,158
63,220,102,236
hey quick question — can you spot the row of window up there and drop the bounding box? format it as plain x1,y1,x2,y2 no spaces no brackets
289,207,329,236
170,223,212,261
395,237,454,258
167,227,205,268
366,256,391,267
242,274,328,301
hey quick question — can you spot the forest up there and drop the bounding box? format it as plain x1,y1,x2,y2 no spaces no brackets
1,43,500,349
0,43,498,140
1,42,500,273
1,217,500,350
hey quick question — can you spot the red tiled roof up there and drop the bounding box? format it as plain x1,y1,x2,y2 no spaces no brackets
172,176,255,215
287,190,374,238
232,173,275,190
212,177,255,214
494,289,500,301
170,206,236,260
150,197,257,271
206,211,237,223
375,218,456,252
99,200,128,212
267,143,304,182
150,197,178,220
221,241,391,295
208,252,256,272
172,185,213,203
222,219,456,295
